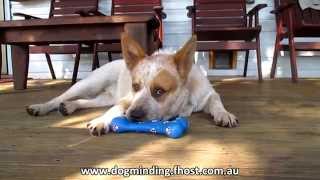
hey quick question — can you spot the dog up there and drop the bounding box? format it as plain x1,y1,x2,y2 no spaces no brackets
26,33,238,136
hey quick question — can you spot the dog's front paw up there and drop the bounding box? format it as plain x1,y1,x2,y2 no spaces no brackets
26,104,50,116
58,102,77,116
212,111,238,128
86,118,110,136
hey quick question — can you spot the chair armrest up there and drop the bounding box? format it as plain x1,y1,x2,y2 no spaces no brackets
13,13,42,20
153,6,167,19
88,10,105,16
247,4,267,16
75,10,105,17
270,3,295,14
186,5,195,18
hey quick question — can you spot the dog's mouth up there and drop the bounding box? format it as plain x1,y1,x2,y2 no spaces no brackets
127,116,177,122
126,108,147,122
125,106,178,122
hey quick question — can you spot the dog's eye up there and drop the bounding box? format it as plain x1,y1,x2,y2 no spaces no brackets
152,87,166,98
132,83,140,92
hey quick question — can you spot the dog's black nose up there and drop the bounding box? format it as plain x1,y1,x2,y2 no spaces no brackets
129,108,146,121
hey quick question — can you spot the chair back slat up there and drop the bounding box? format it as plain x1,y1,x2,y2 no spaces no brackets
194,0,246,30
300,8,320,25
113,0,160,5
112,0,163,44
50,0,99,18
276,0,320,27
112,0,161,16
275,0,301,28
113,5,156,15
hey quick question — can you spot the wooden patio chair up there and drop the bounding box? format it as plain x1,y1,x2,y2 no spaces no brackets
270,0,320,82
91,0,166,70
187,0,267,81
13,0,103,84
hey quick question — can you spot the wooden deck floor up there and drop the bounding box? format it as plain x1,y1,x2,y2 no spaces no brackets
0,79,320,180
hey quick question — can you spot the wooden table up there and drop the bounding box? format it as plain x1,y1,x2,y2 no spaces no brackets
0,15,159,90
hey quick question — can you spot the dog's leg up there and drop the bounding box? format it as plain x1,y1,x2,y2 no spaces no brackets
26,78,104,116
26,61,124,116
204,90,238,128
58,92,115,116
86,104,126,136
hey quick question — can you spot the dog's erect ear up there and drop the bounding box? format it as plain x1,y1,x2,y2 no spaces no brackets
173,35,197,80
121,33,146,71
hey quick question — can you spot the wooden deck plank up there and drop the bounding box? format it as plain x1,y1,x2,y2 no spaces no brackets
0,79,320,179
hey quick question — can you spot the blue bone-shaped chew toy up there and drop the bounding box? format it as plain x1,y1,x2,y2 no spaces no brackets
110,116,189,139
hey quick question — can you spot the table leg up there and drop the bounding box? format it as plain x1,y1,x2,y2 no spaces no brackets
124,23,155,55
12,45,29,90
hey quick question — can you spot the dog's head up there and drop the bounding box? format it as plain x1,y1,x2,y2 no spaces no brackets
121,33,196,121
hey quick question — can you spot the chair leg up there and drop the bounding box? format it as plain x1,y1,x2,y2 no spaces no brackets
45,53,56,79
72,45,81,85
96,56,100,68
288,33,298,83
108,52,112,62
92,43,99,70
270,33,280,79
256,36,263,82
243,50,249,77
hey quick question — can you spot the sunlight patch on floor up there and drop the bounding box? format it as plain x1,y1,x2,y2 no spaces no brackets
0,80,70,92
67,137,94,148
0,83,13,91
50,111,103,129
27,80,70,87
64,138,261,179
